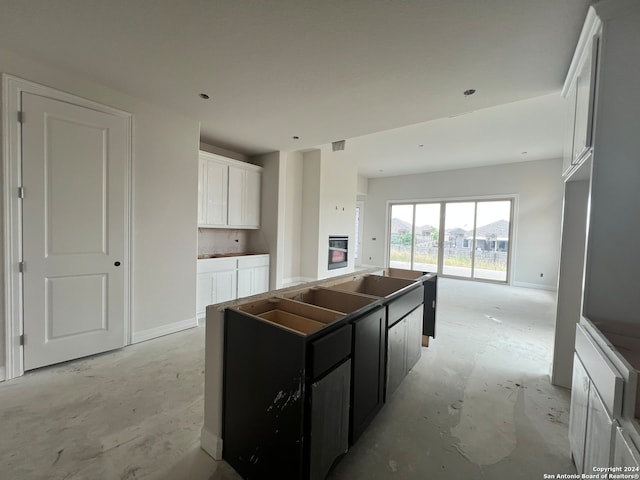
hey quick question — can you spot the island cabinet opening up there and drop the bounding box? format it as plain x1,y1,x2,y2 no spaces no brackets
327,274,416,297
236,297,343,334
288,286,379,314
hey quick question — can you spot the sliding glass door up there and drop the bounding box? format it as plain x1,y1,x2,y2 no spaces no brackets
442,202,475,278
413,203,441,272
388,199,512,283
389,204,415,270
473,200,511,282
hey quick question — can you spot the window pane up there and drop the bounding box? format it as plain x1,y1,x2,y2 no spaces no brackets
413,203,440,273
473,201,511,282
443,202,475,277
389,204,414,269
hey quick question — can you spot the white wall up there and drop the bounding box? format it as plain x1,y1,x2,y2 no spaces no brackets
297,148,358,281
362,158,564,289
300,151,322,280
281,151,304,286
316,146,358,279
248,151,284,289
1,48,200,373
197,229,250,256
357,174,369,196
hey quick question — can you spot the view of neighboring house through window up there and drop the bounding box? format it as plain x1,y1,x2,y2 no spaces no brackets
389,199,513,283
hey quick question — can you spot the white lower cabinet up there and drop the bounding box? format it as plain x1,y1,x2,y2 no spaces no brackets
570,321,628,473
583,385,615,474
237,266,269,299
570,354,590,472
197,255,270,319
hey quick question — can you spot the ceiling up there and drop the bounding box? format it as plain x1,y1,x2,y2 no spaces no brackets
0,0,591,177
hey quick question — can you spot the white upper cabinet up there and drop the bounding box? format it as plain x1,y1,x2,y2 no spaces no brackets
562,11,601,178
204,158,229,226
198,151,262,229
572,35,599,164
228,165,261,228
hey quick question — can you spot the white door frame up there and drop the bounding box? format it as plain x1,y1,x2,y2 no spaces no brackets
355,201,364,266
2,74,133,380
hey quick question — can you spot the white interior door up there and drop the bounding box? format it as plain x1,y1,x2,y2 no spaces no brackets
21,92,129,370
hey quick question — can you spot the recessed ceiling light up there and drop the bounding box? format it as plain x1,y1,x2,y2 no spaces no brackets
463,89,476,96
199,93,210,100
292,136,300,140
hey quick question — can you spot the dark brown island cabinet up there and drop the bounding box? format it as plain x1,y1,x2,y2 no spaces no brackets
222,271,437,480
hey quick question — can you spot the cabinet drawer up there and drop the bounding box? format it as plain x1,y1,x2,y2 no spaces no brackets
387,285,423,327
197,257,237,273
237,254,269,269
310,326,352,379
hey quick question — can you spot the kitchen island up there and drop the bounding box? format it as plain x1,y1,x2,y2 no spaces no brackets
201,268,437,479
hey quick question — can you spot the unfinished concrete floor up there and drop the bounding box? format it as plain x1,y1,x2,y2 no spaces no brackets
0,278,575,479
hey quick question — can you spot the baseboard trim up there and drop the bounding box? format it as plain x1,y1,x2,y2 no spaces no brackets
0,366,5,382
512,281,556,292
132,317,198,344
201,425,223,460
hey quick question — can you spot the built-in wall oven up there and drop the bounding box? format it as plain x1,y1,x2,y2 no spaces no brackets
328,236,348,270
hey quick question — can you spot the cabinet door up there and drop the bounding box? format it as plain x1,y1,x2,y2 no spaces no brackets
244,169,261,228
386,317,407,400
584,385,615,473
196,272,214,318
350,306,385,444
227,165,244,226
572,35,599,164
237,266,269,299
236,268,253,299
569,354,590,473
405,306,423,373
212,269,237,303
228,166,261,228
253,265,269,295
205,160,228,226
309,359,351,480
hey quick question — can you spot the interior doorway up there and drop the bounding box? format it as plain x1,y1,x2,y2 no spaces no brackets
3,75,132,378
